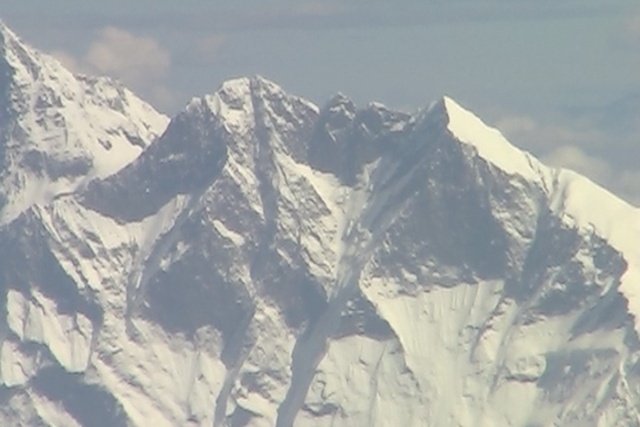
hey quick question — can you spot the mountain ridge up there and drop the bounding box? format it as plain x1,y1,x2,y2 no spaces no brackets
1,22,640,427
0,19,168,224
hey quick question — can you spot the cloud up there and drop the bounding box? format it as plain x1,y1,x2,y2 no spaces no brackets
50,27,176,112
495,113,607,154
543,145,612,183
495,112,640,207
84,27,170,86
543,144,640,206
495,115,537,136
49,50,81,73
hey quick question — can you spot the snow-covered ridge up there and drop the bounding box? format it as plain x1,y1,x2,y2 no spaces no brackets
0,20,169,224
436,96,552,185
147,73,640,345
2,18,640,426
433,95,640,335
550,169,640,334
118,72,640,340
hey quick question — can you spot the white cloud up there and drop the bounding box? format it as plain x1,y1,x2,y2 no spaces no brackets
543,145,640,207
495,113,640,207
50,50,81,73
84,27,170,87
495,113,605,154
495,115,537,135
543,145,612,183
543,145,640,206
50,27,176,111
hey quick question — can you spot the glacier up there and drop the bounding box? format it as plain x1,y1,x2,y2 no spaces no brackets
1,21,640,427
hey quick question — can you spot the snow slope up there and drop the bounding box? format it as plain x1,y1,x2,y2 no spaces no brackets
0,21,168,224
1,22,640,427
438,96,640,337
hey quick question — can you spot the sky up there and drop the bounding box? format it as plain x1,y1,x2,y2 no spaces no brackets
2,1,639,205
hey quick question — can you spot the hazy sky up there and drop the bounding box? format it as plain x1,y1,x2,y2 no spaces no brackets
2,1,639,204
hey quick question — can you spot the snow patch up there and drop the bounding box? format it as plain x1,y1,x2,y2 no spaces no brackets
6,289,93,373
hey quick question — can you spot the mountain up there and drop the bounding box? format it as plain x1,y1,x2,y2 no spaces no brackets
1,23,640,427
0,21,168,224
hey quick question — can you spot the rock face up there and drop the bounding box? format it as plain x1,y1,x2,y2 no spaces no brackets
1,22,640,427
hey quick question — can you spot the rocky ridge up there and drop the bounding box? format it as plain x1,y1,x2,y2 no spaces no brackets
0,22,640,427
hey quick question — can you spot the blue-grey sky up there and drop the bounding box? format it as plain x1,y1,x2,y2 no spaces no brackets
2,1,639,204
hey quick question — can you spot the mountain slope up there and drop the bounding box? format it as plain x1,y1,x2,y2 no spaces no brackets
1,25,640,427
0,21,168,224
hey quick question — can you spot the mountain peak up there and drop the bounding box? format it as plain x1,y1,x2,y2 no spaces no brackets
0,19,44,90
211,75,289,100
0,20,169,224
323,92,356,120
429,95,640,339
423,95,546,184
251,73,283,89
0,19,17,45
3,23,640,426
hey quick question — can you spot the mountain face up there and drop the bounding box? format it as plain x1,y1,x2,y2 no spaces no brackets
0,22,168,224
1,24,640,427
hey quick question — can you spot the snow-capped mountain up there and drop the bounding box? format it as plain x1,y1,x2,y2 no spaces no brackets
1,23,640,427
0,21,168,225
